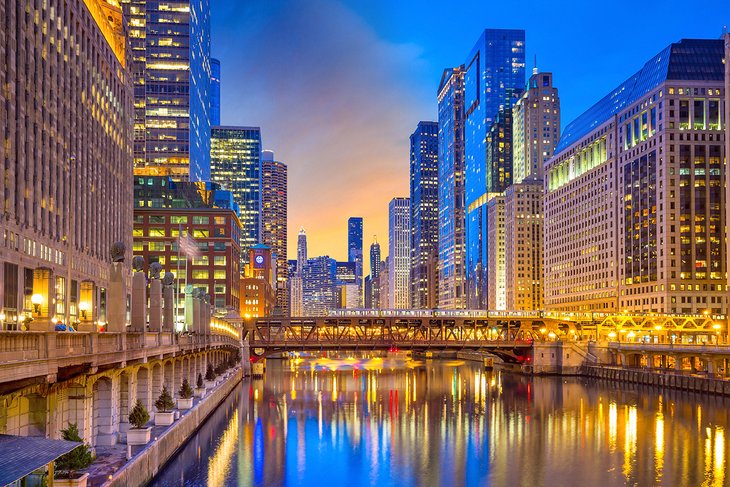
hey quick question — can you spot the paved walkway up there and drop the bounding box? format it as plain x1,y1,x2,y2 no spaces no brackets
83,372,237,487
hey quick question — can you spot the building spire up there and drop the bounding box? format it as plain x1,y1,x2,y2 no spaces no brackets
533,54,538,75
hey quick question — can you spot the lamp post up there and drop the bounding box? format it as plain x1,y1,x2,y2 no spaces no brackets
31,294,43,315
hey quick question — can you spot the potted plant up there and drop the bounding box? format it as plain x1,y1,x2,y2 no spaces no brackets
54,423,93,487
195,373,206,398
127,400,151,445
204,363,216,389
154,386,176,425
177,379,194,410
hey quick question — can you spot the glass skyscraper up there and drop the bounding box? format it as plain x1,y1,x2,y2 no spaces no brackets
122,0,212,182
261,151,288,315
210,58,221,126
210,127,262,262
437,66,466,309
463,29,526,308
347,217,363,299
389,198,411,309
303,256,337,316
410,121,440,309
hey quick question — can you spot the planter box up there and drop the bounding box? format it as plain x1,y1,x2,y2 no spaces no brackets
155,411,175,426
194,387,206,398
205,380,216,389
54,473,89,487
127,427,151,445
177,397,194,410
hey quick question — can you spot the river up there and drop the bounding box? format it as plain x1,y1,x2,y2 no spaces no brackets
149,356,730,486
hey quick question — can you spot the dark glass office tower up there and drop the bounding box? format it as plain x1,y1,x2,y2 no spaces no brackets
210,58,221,126
348,217,364,301
463,29,526,308
410,121,440,309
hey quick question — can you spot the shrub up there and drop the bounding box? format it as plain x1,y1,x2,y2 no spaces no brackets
179,379,194,399
196,373,204,389
154,386,175,412
129,400,150,428
214,363,226,375
55,423,93,479
205,363,216,381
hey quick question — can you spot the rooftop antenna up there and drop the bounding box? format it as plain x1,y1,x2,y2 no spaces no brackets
533,54,538,75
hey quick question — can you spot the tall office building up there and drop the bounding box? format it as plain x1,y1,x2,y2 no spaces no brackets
486,195,506,310
504,182,544,310
289,228,307,316
437,66,467,310
389,198,411,309
726,33,730,311
410,121,440,309
0,0,132,331
297,228,308,272
261,151,288,315
513,71,561,183
545,38,726,314
370,238,381,279
210,127,262,262
464,29,526,308
122,0,212,182
210,58,221,126
347,217,364,301
485,96,521,193
380,257,391,310
302,256,337,316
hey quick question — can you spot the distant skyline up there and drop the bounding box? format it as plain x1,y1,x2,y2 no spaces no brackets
211,0,729,262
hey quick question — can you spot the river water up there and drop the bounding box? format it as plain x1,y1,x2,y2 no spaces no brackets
149,357,730,486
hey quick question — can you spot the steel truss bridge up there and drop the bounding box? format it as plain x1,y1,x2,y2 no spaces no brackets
243,311,726,362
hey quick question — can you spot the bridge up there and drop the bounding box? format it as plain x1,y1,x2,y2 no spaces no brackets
244,310,728,363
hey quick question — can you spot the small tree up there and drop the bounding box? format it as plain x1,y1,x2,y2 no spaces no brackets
154,386,175,412
205,363,216,381
196,373,204,389
55,423,93,479
179,379,194,399
214,363,226,375
129,400,150,428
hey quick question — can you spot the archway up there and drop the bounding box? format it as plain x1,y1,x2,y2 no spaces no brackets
92,378,117,446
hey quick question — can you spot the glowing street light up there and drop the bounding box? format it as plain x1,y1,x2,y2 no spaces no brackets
31,294,43,314
79,301,90,320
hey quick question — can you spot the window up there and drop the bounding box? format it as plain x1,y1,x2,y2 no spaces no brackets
693,100,705,130
133,228,144,237
214,270,227,280
678,100,689,129
214,216,225,225
192,270,209,280
192,256,209,266
132,242,143,251
193,216,209,225
148,228,165,237
214,256,226,266
193,229,209,238
708,100,720,130
149,215,165,224
171,216,187,224
148,242,165,251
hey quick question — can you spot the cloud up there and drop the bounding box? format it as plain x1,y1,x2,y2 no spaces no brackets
211,0,434,263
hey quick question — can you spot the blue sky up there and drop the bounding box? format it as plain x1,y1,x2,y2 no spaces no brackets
211,0,729,263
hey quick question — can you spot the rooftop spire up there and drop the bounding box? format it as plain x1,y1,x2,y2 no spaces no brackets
533,54,538,75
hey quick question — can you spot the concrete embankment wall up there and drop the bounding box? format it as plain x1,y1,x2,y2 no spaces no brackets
105,369,243,487
583,365,730,396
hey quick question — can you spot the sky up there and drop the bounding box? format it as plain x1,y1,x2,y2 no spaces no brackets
211,0,729,267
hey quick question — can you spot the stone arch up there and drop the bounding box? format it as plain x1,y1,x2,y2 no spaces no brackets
173,358,182,394
151,363,163,408
63,383,90,441
136,367,151,413
182,356,190,387
163,360,174,392
118,371,131,442
92,377,117,446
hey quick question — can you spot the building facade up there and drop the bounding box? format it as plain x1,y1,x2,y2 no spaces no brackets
512,71,561,183
410,121,440,309
261,151,288,315
133,177,242,313
210,58,221,126
437,66,467,310
122,0,212,182
302,256,337,316
0,0,133,331
464,29,525,308
545,38,727,314
347,217,363,302
389,198,411,309
504,182,544,310
486,195,506,310
210,126,262,262
240,245,276,318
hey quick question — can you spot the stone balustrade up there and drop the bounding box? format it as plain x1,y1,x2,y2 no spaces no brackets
0,331,241,387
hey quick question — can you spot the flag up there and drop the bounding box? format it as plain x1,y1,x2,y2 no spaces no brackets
179,233,201,259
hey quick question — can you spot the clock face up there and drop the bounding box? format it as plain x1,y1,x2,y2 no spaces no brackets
255,255,264,265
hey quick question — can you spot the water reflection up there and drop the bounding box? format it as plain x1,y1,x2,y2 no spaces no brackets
151,358,730,486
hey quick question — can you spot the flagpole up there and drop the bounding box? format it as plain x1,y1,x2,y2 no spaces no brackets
176,223,181,331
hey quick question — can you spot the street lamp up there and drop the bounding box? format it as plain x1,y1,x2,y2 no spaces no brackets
31,294,43,315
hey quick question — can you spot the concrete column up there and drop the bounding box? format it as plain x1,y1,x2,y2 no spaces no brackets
108,262,127,332
163,276,174,332
131,267,147,333
149,278,162,332
192,296,201,335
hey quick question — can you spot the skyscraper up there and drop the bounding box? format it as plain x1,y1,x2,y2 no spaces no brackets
370,237,381,279
122,0,212,182
437,66,467,310
512,71,560,183
389,198,411,309
297,228,308,272
410,121,440,309
464,29,526,308
289,228,307,316
210,127,262,262
302,256,337,316
347,217,364,302
210,58,221,126
486,195,506,310
545,38,726,314
261,151,288,315
0,0,132,331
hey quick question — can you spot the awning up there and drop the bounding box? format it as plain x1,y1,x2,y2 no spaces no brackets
0,434,81,486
